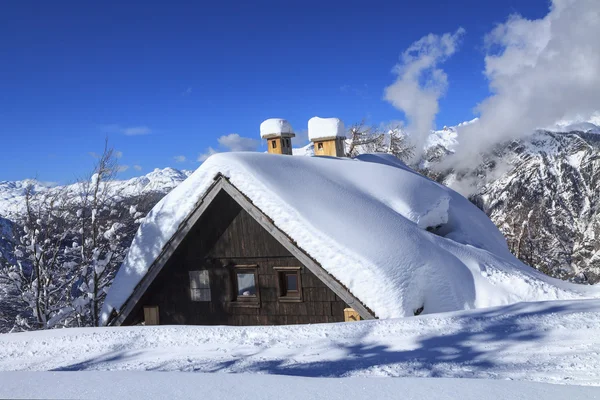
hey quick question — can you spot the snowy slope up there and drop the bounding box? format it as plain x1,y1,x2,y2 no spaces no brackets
101,152,599,324
1,372,598,400
0,179,56,216
458,131,600,283
5,299,600,386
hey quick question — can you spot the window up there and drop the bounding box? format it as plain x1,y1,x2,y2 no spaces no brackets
233,265,259,303
189,270,211,302
317,142,324,150
271,139,277,149
275,267,302,302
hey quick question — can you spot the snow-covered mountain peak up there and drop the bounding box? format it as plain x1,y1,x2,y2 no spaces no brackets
548,113,600,134
125,167,192,194
0,167,193,216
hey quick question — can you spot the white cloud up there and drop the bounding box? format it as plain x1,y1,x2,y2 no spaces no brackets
133,165,142,171
449,0,600,168
101,124,152,136
122,126,151,136
182,87,192,96
198,147,218,162
197,133,260,163
117,165,130,173
384,28,465,160
217,133,260,152
174,155,187,163
115,151,123,159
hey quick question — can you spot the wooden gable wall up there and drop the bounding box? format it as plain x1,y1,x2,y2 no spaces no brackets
123,189,349,326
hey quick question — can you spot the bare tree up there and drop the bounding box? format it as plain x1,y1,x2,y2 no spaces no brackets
386,123,415,162
346,120,415,163
0,139,158,330
1,184,79,329
346,120,385,157
72,139,142,326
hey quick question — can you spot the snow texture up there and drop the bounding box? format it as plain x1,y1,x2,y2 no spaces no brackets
1,372,598,400
308,117,345,141
101,152,600,325
5,299,600,387
260,118,294,139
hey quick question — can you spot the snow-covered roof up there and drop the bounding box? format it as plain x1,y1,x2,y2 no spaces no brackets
260,118,295,139
308,117,345,141
100,152,599,325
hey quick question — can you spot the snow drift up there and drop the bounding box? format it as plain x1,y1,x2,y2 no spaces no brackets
308,117,345,140
8,299,600,386
100,152,599,324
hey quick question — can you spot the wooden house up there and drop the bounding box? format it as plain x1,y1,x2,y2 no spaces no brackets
104,118,372,327
117,175,370,326
100,117,574,327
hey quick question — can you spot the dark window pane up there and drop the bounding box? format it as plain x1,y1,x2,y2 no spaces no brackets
189,271,211,302
286,273,298,291
271,140,277,149
237,273,256,296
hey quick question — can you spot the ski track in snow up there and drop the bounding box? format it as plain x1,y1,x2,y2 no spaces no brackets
2,299,600,386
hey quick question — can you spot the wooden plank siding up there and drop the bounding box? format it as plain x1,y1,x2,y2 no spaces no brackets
266,137,293,155
123,189,349,326
313,138,345,157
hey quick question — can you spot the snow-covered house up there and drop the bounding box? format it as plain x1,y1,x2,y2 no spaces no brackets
100,118,598,327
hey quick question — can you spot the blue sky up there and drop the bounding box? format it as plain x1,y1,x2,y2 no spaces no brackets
0,0,549,183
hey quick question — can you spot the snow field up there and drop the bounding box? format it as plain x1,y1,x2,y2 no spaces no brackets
1,372,598,400
5,299,600,386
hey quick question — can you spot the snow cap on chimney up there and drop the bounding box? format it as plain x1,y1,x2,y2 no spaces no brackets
260,118,295,139
308,117,345,141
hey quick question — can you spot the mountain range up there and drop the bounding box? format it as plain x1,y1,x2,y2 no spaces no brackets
2,122,600,284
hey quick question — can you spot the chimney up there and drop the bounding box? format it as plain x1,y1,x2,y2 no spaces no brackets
260,118,295,155
308,117,346,157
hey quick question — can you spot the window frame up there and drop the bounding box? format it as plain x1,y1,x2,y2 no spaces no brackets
274,266,303,302
232,264,260,306
271,139,277,149
317,142,324,150
189,270,211,302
